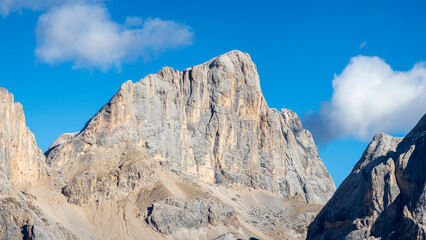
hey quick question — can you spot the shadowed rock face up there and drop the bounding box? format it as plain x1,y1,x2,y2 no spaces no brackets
46,50,335,205
308,113,426,240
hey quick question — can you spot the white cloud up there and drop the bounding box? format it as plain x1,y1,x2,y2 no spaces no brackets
303,56,426,144
35,3,193,71
0,0,102,15
0,0,57,15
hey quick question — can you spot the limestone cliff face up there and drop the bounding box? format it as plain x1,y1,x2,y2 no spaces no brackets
46,50,335,204
308,113,426,240
0,88,78,240
0,88,44,192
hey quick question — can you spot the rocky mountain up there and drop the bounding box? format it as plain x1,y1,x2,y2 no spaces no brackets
307,113,426,239
0,50,335,239
46,50,334,205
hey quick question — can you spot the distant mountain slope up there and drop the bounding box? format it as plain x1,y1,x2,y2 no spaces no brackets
308,113,426,239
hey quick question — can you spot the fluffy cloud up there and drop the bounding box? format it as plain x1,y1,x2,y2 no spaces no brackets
0,0,57,15
303,56,426,144
0,0,102,15
35,4,193,70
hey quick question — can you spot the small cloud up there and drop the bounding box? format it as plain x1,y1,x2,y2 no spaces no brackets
358,41,366,49
303,56,426,144
35,3,194,71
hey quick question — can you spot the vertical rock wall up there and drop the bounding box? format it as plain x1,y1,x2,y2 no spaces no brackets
0,88,45,192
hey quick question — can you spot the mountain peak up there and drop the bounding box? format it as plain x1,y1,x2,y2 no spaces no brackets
308,112,426,239
407,113,426,137
209,50,253,69
215,49,251,59
0,87,45,192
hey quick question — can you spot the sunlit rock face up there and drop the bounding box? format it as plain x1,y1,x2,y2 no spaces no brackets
0,88,45,192
46,50,335,205
308,113,426,240
0,88,78,240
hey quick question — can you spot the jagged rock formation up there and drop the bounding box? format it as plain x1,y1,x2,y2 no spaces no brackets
308,113,426,240
0,88,45,192
46,50,335,205
0,88,78,240
0,50,336,240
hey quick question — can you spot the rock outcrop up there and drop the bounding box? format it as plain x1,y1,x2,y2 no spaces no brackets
46,50,335,205
0,88,78,240
0,88,45,192
307,113,426,240
145,196,238,235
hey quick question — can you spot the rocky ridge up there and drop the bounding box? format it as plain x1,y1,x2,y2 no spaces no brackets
307,113,426,239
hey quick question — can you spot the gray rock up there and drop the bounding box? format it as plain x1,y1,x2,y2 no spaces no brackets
307,113,426,240
214,233,237,240
0,195,78,240
61,150,161,205
146,197,237,235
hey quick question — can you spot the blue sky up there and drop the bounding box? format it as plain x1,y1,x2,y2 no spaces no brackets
1,0,425,186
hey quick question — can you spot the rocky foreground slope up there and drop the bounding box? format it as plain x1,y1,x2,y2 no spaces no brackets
308,113,426,239
0,50,335,239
